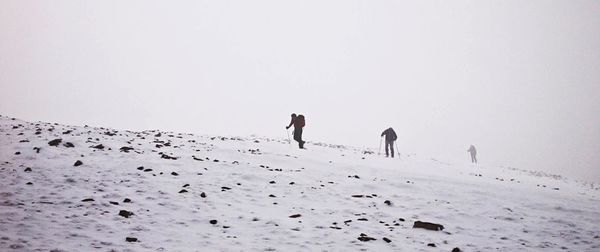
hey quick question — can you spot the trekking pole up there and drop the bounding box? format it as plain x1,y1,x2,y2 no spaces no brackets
378,137,383,155
286,129,291,145
395,141,401,159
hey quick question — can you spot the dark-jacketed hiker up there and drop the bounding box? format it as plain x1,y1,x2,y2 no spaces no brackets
467,145,477,163
286,113,305,149
380,127,397,158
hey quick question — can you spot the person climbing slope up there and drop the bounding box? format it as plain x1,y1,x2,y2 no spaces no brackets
380,127,397,158
286,113,306,149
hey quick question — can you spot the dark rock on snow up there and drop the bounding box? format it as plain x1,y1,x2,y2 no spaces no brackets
125,237,138,242
81,198,94,202
48,139,62,146
357,233,376,242
413,221,444,231
200,192,206,198
209,220,218,225
63,142,75,148
382,237,392,243
427,243,436,247
289,214,302,218
118,210,134,218
73,160,83,167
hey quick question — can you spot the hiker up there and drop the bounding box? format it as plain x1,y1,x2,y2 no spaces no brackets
286,113,305,149
467,145,477,163
380,127,397,158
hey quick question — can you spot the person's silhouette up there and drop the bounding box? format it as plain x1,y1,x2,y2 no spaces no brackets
467,145,477,163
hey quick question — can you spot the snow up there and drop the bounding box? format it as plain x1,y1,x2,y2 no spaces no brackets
1,115,599,251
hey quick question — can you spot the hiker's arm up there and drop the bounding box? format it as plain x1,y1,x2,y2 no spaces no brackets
286,119,294,129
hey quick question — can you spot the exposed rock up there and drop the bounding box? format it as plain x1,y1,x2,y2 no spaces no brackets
384,200,392,206
289,214,302,218
118,210,133,218
382,237,392,243
137,166,144,170
357,233,376,242
171,172,179,176
200,192,206,198
413,221,444,231
452,248,462,252
120,146,134,153
81,198,94,202
427,243,436,247
24,167,32,172
48,139,62,146
91,144,104,150
160,153,178,160
209,219,218,225
183,184,190,187
33,147,41,153
14,152,20,155
109,201,119,205
73,160,83,167
123,198,132,203
125,237,138,242
63,142,75,148
178,189,188,193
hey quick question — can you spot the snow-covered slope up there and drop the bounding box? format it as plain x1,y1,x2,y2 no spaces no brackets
1,115,599,251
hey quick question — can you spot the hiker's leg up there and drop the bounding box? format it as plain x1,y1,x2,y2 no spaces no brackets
390,141,394,158
385,140,390,157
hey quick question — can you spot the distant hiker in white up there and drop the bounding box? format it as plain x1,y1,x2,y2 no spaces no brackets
380,127,397,158
467,145,477,163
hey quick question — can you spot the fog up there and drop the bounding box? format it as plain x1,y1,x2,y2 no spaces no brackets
1,0,599,182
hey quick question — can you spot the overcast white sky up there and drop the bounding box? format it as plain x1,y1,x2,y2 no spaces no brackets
1,0,599,182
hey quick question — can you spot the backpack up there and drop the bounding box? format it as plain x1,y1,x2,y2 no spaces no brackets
297,115,305,128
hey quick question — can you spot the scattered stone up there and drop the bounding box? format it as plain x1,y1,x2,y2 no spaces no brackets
26,182,33,185
209,220,218,225
452,248,462,252
183,184,190,187
48,139,62,146
63,142,75,148
81,198,94,202
427,243,436,247
357,233,376,242
91,144,104,150
137,166,144,170
118,210,133,218
398,218,405,222
125,237,138,242
269,194,276,198
382,237,392,243
269,181,276,184
413,221,444,231
200,192,206,198
109,201,119,205
74,160,83,167
221,186,231,191
171,172,179,176
160,153,177,160
14,152,20,155
289,214,302,218
178,189,188,193
357,218,368,221
351,195,364,198
33,147,41,153
24,167,32,172
143,168,152,172
384,200,392,206
120,146,134,153
123,198,132,203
